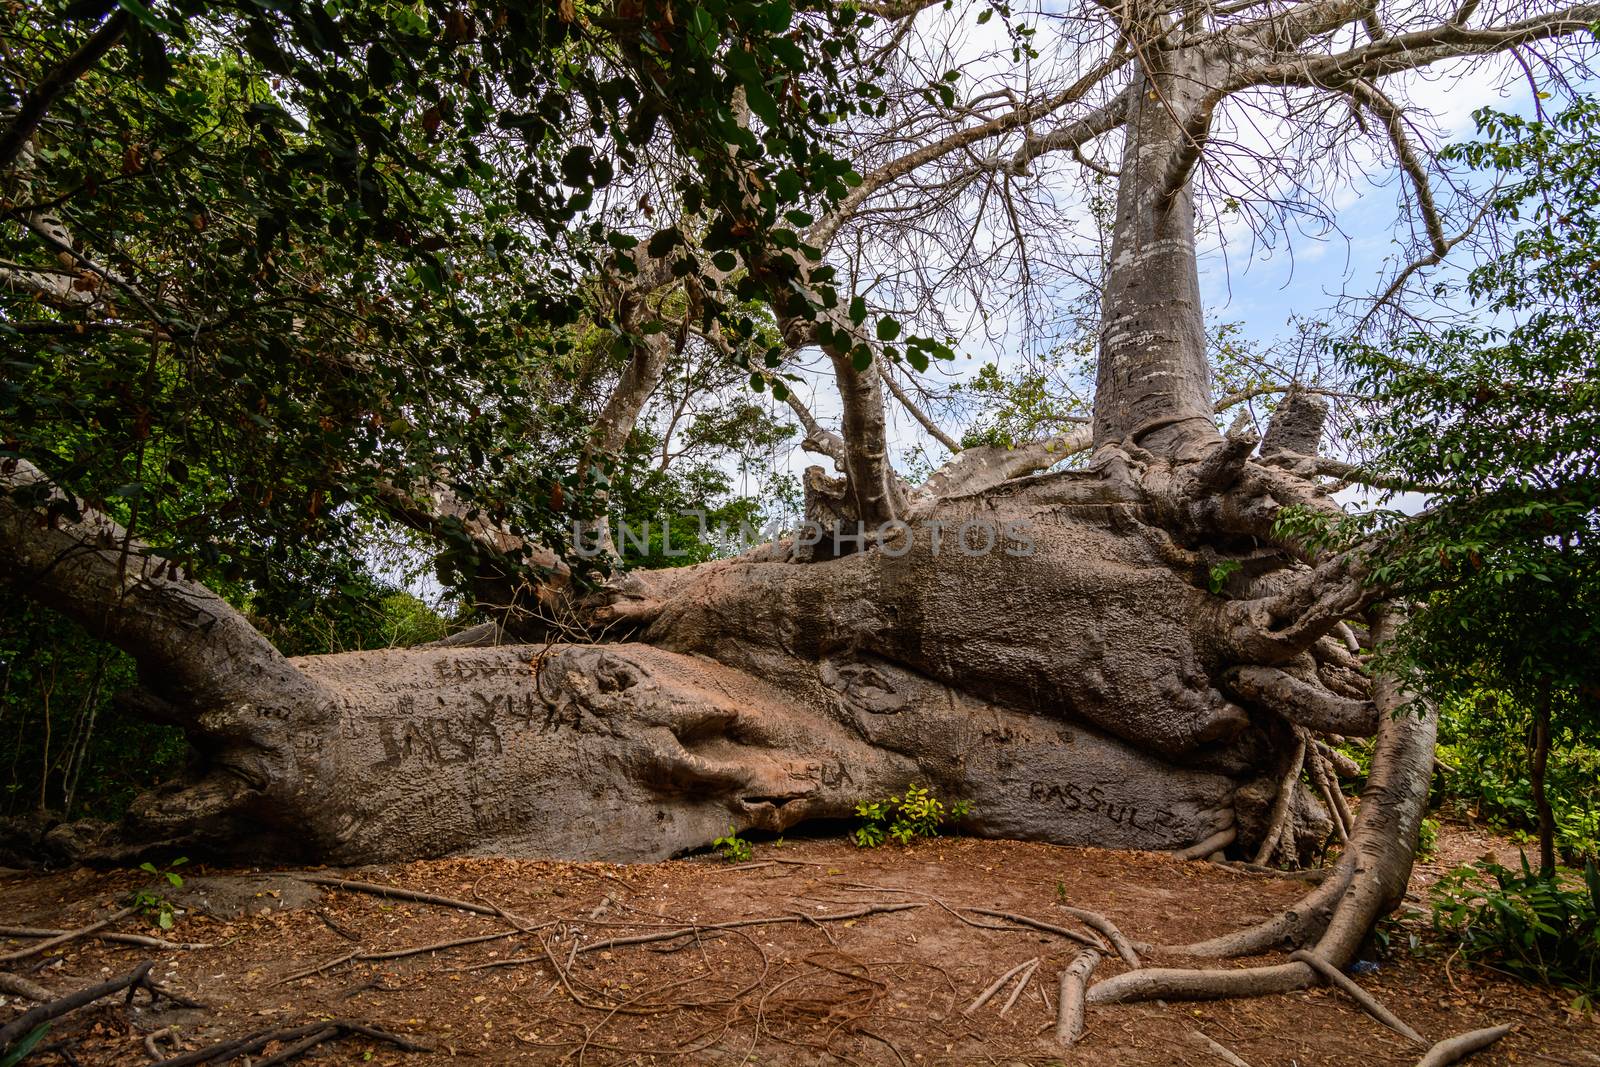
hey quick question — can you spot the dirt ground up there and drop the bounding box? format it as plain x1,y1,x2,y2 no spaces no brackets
1,824,1595,1066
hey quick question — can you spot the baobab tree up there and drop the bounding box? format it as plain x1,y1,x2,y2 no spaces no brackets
3,0,1597,1005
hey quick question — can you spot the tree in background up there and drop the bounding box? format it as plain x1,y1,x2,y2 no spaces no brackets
1340,99,1600,876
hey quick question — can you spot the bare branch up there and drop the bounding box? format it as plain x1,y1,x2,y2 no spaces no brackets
883,364,962,453
809,59,1133,247
1345,79,1445,256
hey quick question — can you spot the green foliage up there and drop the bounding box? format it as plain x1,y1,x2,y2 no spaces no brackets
711,825,752,863
2,0,887,619
0,601,183,820
1417,817,1439,862
1430,856,1600,1006
954,360,1088,451
131,856,188,930
1437,691,1600,864
852,784,971,848
0,1023,50,1067
1335,98,1600,871
1206,559,1243,595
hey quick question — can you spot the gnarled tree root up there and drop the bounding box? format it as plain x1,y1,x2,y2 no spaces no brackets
1289,949,1425,1046
1056,949,1102,1047
1090,609,1436,1015
1415,1025,1513,1067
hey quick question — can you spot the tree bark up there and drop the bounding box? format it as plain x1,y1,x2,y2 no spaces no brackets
3,444,1378,865
1093,59,1219,460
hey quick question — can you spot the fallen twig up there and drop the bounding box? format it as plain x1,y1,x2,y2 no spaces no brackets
1415,1024,1513,1067
314,911,361,942
276,950,361,985
300,875,502,916
147,1018,430,1066
1055,949,1101,1048
1289,950,1427,1046
999,959,1040,1016
963,957,1038,1016
0,906,139,964
0,971,54,1002
0,925,212,952
0,960,153,1053
961,908,1108,951
252,1025,340,1067
452,902,923,973
1188,1029,1254,1066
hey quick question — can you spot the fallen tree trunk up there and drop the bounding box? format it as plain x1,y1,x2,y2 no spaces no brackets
3,438,1377,865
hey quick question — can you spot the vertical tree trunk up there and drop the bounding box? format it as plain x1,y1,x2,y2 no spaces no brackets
1094,57,1219,460
1531,679,1556,878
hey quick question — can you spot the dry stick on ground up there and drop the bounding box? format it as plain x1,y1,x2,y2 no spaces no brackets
277,927,540,984
0,906,138,964
1414,1024,1514,1067
0,972,55,1002
1253,733,1308,866
1187,1029,1255,1067
299,876,504,916
961,909,1108,951
999,959,1041,1016
1057,906,1141,968
0,960,154,1053
314,911,361,942
0,925,213,952
251,1026,342,1067
1171,826,1236,862
963,957,1039,1016
1055,949,1101,1048
148,1020,430,1067
453,903,924,973
143,1024,179,1061
1288,949,1427,1046
276,949,362,985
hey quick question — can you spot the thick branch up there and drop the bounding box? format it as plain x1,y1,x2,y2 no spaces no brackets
1227,665,1379,735
0,9,129,171
0,459,327,722
1346,79,1446,255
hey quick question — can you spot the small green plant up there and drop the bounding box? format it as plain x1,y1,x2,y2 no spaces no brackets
712,826,753,863
1430,855,1600,1009
1417,817,1439,861
1206,559,1243,595
852,784,972,848
131,856,188,930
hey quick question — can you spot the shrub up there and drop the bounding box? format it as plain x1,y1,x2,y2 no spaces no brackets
1437,689,1600,865
712,825,753,862
852,784,971,848
1430,856,1600,1009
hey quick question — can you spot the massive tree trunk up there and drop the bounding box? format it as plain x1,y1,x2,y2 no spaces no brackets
4,398,1365,869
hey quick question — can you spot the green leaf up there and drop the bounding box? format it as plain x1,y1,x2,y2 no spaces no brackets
0,1023,50,1067
875,316,900,341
